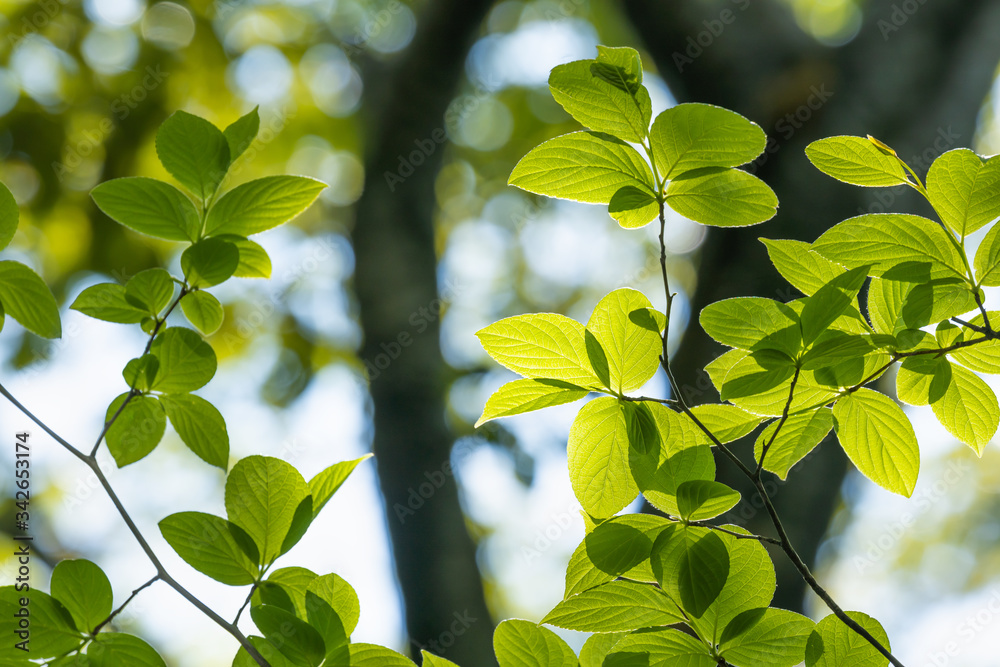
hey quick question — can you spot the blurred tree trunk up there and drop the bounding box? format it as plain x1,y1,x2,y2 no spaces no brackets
352,1,498,665
624,0,1000,611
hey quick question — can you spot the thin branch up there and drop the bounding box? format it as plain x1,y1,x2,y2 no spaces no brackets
92,574,160,635
620,395,678,406
686,520,781,546
0,382,89,463
234,582,260,625
756,367,800,475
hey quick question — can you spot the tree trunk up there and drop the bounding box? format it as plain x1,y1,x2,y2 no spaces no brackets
352,1,498,664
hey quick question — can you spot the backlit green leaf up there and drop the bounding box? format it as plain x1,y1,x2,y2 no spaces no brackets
71,283,147,324
224,107,260,164
307,454,372,519
812,214,965,282
88,634,166,667
342,644,416,666
805,611,890,667
974,220,1000,286
720,608,815,667
675,480,740,521
226,455,308,565
205,176,326,237
651,103,766,179
0,260,62,338
477,378,589,426
548,48,651,143
420,651,461,667
754,408,833,479
125,268,175,315
578,633,625,667
604,628,714,667
159,393,229,468
105,394,167,467
156,110,230,201
50,560,112,634
687,404,762,443
159,511,259,585
564,513,670,597
699,297,800,357
251,567,317,619
180,290,225,335
926,149,1000,237
215,235,272,278
568,397,638,518
509,131,654,205
0,586,83,660
91,177,200,241
833,388,919,496
930,361,999,455
665,167,777,227
493,619,577,667
760,238,846,296
250,604,325,667
799,267,869,345
586,288,662,393
305,573,360,653
650,525,729,618
542,580,684,632
805,136,910,187
608,185,658,229
149,327,217,393
182,238,240,288
477,313,602,388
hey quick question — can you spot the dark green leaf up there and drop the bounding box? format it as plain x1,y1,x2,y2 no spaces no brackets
149,327,217,393
159,511,259,585
250,604,325,667
156,110,230,201
50,560,113,634
105,394,167,467
71,283,147,324
91,177,200,241
88,633,166,667
0,182,18,251
124,268,175,315
0,260,62,338
182,238,240,288
224,107,260,163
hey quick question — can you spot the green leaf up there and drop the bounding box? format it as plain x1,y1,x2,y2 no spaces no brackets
564,513,671,597
687,527,776,643
799,267,869,345
250,604,325,667
181,290,225,335
895,355,951,407
974,220,1000,286
477,378,589,427
307,454,372,519
205,176,326,237
0,587,82,661
548,49,651,143
156,110,230,201
687,404,762,443
650,525,729,618
651,103,766,179
88,634,166,667
926,149,1000,237
754,408,833,479
305,573,360,653
578,633,625,667
875,278,978,333
159,511,259,585
586,288,661,393
930,361,999,455
760,238,846,297
568,397,639,518
105,394,167,467
50,560,113,633
0,182,18,251
158,393,229,468
800,331,875,370
720,608,815,667
149,327,217,393
951,311,1000,372
123,354,159,392
124,268,175,315
628,404,716,515
224,107,260,163
665,167,777,227
226,455,309,565
232,636,298,667
805,611,890,667
603,628,715,667
70,283,147,324
420,651,461,667
542,580,683,632
0,260,62,338
805,136,910,187
608,185,659,229
508,131,654,205
699,297,800,357
341,644,416,666
91,177,200,241
215,234,272,278
493,619,577,667
833,388,920,496
477,313,602,388
675,480,740,521
251,567,318,619
182,238,240,288
812,214,966,282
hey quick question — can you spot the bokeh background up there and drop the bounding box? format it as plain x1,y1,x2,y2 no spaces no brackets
2,0,1000,664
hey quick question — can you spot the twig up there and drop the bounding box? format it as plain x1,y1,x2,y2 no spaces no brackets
92,574,160,635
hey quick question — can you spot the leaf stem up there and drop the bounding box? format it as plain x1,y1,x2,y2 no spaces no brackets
756,367,800,475
92,574,160,635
